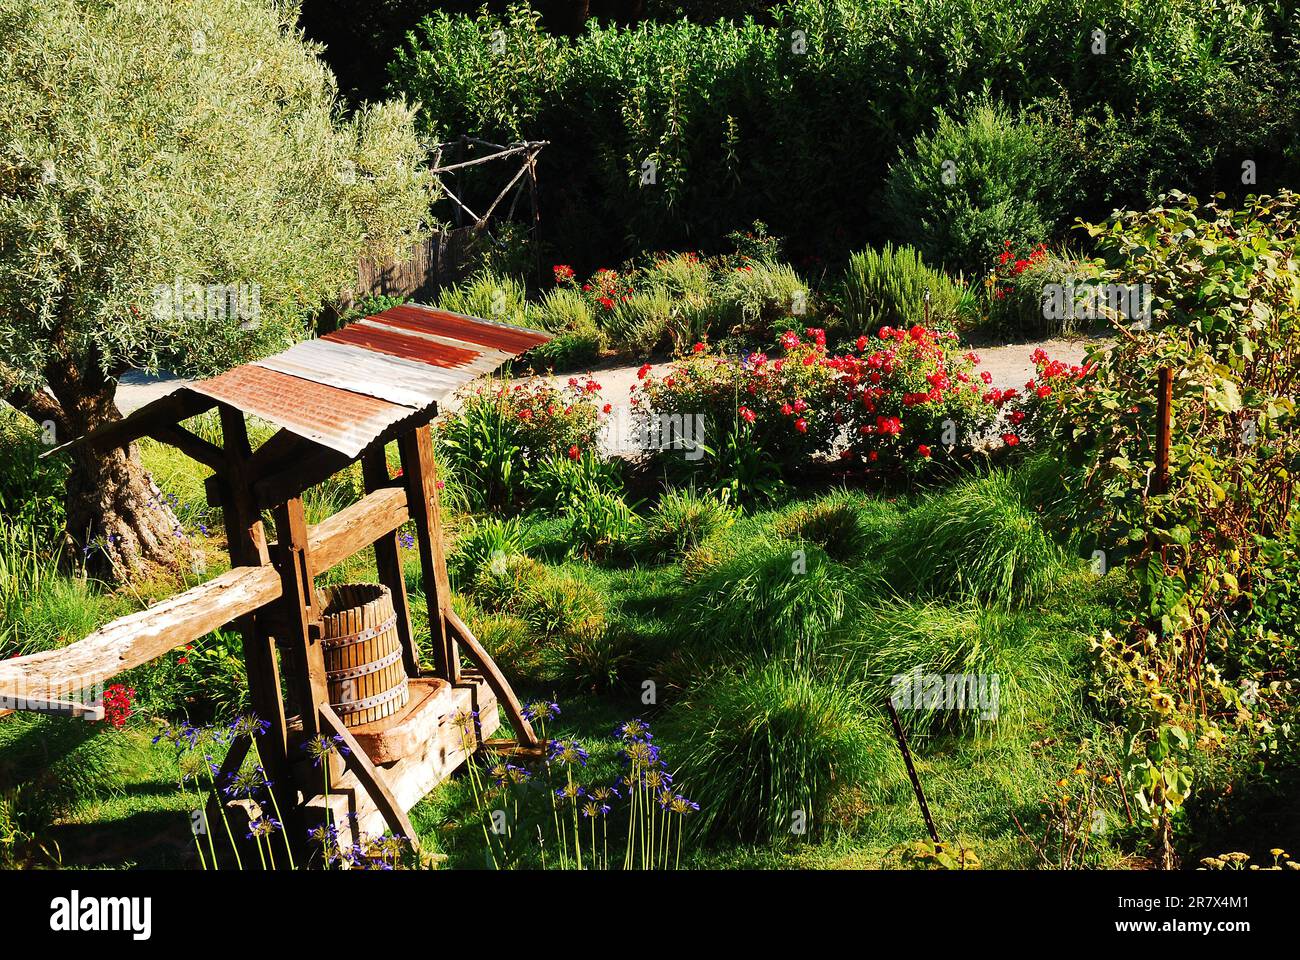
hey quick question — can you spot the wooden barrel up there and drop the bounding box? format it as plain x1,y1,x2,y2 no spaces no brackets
319,584,409,728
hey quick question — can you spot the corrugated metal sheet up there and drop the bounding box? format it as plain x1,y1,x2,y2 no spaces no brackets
253,338,463,409
191,365,414,458
81,306,550,461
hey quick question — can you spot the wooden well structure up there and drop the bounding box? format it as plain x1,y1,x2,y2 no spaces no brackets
0,304,550,856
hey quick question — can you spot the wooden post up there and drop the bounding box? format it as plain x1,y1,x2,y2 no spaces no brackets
361,448,420,678
217,405,293,811
1155,366,1173,495
398,425,457,683
272,498,339,783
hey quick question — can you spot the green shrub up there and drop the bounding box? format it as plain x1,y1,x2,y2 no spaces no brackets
562,488,640,561
450,516,527,584
671,662,899,843
605,288,675,356
437,270,532,329
469,554,549,613
0,518,106,658
437,376,602,511
471,610,550,686
773,491,896,563
882,470,1070,608
521,449,624,513
717,260,809,336
517,572,607,642
558,626,640,693
526,286,606,370
837,243,969,339
884,99,1057,276
637,486,737,561
677,538,856,660
830,599,1077,738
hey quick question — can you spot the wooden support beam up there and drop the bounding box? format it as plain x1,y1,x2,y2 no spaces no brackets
318,703,419,848
361,449,420,677
40,390,216,460
218,405,292,820
398,425,456,682
446,609,538,748
274,498,330,757
0,563,282,698
150,424,226,473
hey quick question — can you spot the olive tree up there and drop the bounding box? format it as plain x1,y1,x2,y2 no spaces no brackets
0,0,437,576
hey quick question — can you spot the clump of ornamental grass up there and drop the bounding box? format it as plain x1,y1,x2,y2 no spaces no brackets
468,554,549,612
827,598,1079,739
637,486,737,561
773,490,902,563
517,572,608,643
883,469,1070,608
450,516,528,584
669,662,899,843
674,537,858,661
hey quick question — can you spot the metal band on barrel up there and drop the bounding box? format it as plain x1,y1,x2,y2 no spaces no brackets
321,613,399,650
332,678,408,715
325,646,403,682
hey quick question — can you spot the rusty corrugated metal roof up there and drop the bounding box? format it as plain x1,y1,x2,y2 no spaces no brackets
79,306,551,460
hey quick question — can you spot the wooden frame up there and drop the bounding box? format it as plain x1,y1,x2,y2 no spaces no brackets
1,403,541,862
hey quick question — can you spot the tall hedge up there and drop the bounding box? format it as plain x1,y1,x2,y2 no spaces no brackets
390,0,1300,269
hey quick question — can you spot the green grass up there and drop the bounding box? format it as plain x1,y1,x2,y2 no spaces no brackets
0,447,1137,869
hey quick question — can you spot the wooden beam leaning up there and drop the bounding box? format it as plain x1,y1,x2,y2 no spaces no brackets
318,703,419,849
446,609,539,748
361,449,420,677
0,486,413,707
398,424,456,682
150,424,226,473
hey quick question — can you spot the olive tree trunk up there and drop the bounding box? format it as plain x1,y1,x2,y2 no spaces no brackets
8,356,185,580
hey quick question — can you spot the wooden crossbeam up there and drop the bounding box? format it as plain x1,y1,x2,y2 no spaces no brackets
446,609,538,748
319,703,418,849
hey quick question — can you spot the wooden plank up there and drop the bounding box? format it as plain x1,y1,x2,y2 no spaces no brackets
305,485,409,572
361,449,419,677
274,499,330,751
0,563,282,698
446,609,538,748
218,405,292,812
150,424,226,472
41,389,216,460
0,486,410,706
398,424,456,681
319,703,419,847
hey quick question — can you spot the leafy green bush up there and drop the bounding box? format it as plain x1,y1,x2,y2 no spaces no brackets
391,1,1300,267
436,270,533,329
829,600,1077,738
671,662,899,842
884,99,1059,276
882,470,1069,608
773,490,896,563
637,486,737,561
837,243,969,339
517,572,608,642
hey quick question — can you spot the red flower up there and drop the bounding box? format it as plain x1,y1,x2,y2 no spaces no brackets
1001,432,1021,446
868,451,878,462
568,445,581,460
781,402,794,416
552,264,575,282
518,409,534,420
602,403,612,414
738,405,756,424
637,364,652,380
101,684,134,729
692,341,706,353
794,418,808,433
917,444,932,458
855,335,869,352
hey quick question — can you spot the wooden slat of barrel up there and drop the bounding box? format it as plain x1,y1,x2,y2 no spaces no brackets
321,583,408,728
